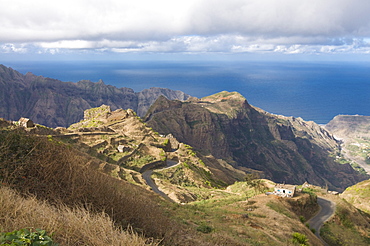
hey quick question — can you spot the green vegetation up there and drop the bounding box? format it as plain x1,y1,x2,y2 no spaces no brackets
162,138,169,146
84,105,110,120
341,180,370,214
125,155,155,170
0,228,57,246
291,232,309,246
301,187,319,198
319,198,370,246
335,156,368,174
183,144,192,150
85,119,104,128
196,223,213,234
336,206,354,229
266,201,293,218
245,173,267,195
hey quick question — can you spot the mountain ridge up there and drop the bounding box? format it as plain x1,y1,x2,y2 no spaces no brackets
145,92,369,191
0,64,190,128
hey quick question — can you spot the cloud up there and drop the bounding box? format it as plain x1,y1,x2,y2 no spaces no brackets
189,0,370,38
1,0,370,55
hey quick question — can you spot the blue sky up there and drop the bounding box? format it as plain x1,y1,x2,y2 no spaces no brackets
2,0,370,60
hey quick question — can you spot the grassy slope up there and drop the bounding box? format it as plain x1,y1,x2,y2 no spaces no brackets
2,120,369,245
340,180,370,214
166,182,323,246
0,128,321,245
320,195,370,246
0,128,211,246
0,186,157,246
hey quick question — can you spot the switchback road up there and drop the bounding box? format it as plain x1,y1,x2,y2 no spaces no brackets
307,197,336,245
141,160,180,202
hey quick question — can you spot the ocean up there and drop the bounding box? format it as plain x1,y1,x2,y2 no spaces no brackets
3,60,370,124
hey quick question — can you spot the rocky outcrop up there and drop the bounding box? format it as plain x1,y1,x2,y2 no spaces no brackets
137,88,191,117
0,65,190,128
325,115,370,138
145,92,369,191
325,115,370,174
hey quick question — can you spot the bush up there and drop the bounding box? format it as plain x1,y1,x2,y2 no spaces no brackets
0,228,57,246
291,232,309,246
196,224,213,234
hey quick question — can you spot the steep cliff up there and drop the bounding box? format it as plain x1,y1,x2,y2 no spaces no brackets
0,65,190,127
326,115,370,174
145,92,369,191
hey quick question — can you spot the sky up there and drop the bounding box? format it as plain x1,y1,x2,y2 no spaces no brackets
2,0,370,60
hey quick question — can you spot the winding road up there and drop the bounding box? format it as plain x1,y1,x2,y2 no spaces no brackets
141,160,180,202
307,197,336,245
142,159,336,245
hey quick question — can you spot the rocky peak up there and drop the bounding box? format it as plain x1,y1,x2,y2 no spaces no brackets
136,87,191,116
84,104,111,120
145,92,369,191
199,91,252,119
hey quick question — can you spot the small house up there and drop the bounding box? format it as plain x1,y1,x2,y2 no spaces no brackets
18,117,34,128
273,184,296,198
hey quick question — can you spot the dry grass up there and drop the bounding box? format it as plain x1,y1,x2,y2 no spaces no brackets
0,129,207,245
0,186,159,246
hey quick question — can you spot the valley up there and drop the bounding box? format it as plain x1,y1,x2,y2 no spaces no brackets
0,65,370,245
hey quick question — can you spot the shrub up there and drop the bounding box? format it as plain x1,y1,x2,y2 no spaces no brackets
291,232,309,246
0,228,57,246
196,224,213,234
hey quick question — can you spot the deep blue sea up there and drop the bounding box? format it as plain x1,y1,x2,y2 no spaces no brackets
3,60,370,124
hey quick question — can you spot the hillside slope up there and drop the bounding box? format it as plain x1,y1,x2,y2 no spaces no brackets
145,92,369,191
2,113,369,245
340,179,370,214
325,115,370,174
0,64,190,127
0,124,325,246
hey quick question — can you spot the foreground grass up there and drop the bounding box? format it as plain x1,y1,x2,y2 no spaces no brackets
0,186,158,246
0,129,211,245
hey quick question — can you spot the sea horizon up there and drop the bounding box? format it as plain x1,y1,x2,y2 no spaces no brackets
2,59,370,125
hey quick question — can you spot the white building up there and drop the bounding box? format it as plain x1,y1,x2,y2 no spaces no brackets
274,184,296,198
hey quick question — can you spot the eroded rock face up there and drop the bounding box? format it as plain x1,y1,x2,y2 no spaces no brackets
0,65,190,128
145,92,369,191
136,87,191,117
325,115,370,174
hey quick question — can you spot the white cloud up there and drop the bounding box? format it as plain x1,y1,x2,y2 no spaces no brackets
1,0,370,55
189,0,370,37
